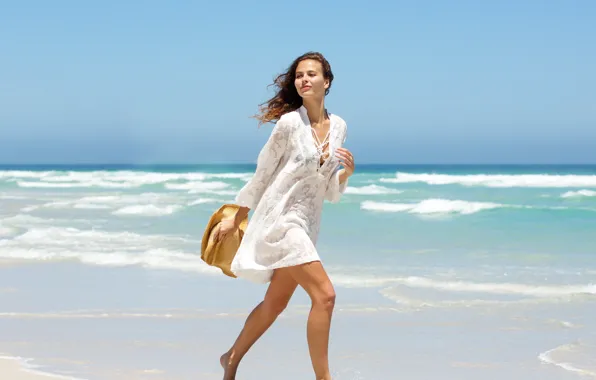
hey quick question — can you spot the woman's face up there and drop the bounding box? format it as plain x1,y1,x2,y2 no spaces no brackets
294,59,329,99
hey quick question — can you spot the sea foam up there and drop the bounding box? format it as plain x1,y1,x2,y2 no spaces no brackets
561,190,596,198
380,172,596,188
331,274,596,297
0,170,250,191
361,199,503,215
345,184,403,195
539,341,596,378
0,355,85,380
0,226,217,274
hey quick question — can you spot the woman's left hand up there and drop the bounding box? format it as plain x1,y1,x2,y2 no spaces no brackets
335,147,355,176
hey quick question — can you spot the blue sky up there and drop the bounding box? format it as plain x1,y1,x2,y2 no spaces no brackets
1,0,594,164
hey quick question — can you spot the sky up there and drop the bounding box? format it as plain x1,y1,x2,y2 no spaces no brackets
1,0,595,164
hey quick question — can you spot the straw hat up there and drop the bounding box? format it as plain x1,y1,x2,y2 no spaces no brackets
201,204,248,278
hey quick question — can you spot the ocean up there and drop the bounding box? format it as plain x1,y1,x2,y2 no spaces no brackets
0,164,595,379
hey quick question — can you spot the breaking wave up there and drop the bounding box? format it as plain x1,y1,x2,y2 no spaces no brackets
380,172,596,188
345,185,403,195
561,190,596,198
0,226,218,274
361,199,504,215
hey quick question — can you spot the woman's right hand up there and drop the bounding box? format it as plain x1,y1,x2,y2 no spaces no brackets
213,218,238,243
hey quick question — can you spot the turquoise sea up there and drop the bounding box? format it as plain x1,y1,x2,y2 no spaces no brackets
0,164,595,379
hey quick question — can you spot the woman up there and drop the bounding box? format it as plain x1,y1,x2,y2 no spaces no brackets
214,51,355,380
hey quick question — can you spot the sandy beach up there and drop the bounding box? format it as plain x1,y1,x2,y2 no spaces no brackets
1,261,594,379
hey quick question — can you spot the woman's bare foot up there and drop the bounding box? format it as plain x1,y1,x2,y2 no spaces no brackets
220,351,238,380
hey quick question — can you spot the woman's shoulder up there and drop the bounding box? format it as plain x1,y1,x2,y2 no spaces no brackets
279,109,301,124
330,113,348,134
275,109,302,132
267,111,300,140
331,113,347,125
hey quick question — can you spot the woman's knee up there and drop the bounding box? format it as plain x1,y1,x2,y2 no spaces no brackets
312,284,336,310
286,261,336,310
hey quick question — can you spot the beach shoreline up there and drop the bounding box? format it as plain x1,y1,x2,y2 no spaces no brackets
0,355,83,380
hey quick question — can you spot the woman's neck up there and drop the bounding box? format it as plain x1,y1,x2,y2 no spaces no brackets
302,99,327,126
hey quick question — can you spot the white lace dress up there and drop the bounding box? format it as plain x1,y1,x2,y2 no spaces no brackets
231,105,349,284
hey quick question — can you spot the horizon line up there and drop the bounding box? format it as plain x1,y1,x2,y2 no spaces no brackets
1,162,596,167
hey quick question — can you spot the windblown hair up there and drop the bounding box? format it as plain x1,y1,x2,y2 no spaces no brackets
254,51,334,126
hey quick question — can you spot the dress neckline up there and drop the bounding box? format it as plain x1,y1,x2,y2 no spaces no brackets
298,105,335,168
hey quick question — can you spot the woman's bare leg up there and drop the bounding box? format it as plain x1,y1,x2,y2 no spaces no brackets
285,261,336,380
221,270,298,379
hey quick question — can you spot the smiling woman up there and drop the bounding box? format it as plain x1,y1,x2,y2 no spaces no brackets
253,52,334,126
211,51,356,380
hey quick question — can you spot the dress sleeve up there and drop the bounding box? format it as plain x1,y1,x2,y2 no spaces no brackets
324,122,349,203
234,118,291,209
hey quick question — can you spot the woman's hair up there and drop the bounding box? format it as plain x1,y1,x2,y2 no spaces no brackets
254,51,334,126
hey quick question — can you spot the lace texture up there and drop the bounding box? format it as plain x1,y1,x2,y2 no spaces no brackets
231,106,348,283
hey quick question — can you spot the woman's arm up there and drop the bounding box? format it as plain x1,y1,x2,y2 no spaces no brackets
234,117,291,210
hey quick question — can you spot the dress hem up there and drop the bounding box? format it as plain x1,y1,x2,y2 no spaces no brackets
232,257,322,284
